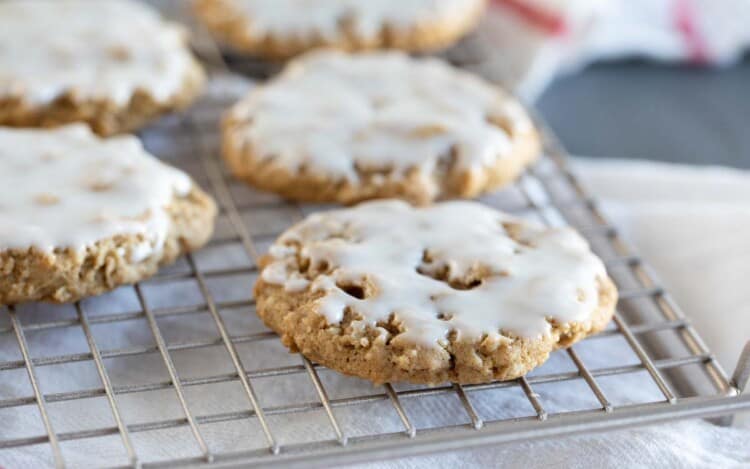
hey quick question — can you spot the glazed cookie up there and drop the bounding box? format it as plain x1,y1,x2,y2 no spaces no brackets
223,51,540,205
0,0,206,136
255,200,617,385
193,0,486,59
0,125,217,304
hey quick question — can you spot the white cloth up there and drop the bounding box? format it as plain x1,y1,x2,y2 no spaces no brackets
465,0,750,100
1,156,748,467
357,420,750,469
573,158,750,374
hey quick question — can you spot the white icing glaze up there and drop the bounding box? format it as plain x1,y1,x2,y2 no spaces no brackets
227,51,533,195
224,0,484,41
0,125,192,258
261,200,608,346
0,0,198,105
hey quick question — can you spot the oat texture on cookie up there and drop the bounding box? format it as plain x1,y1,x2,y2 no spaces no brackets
0,125,216,304
223,51,540,205
0,0,205,135
255,200,617,384
193,0,486,59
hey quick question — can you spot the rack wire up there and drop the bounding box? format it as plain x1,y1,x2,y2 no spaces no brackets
2,5,750,468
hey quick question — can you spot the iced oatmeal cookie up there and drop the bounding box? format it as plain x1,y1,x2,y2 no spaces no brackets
223,51,540,205
254,200,617,385
0,0,205,136
0,125,216,304
193,0,486,59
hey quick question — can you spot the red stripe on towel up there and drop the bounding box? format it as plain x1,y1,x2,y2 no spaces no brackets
674,0,710,64
490,0,568,36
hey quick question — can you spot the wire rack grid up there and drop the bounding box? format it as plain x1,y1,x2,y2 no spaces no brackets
2,10,750,469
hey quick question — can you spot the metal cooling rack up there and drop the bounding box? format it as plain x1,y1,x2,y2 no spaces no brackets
2,4,750,468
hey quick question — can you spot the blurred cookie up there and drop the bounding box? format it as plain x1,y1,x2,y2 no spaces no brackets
254,200,617,385
193,0,486,59
223,51,540,205
0,0,205,136
0,125,217,304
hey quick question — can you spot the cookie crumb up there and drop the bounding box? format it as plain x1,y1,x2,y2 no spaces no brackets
107,44,132,61
87,180,115,192
409,124,447,138
33,193,60,205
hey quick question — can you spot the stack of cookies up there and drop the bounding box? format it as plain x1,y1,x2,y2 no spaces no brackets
1,0,617,386
0,0,216,303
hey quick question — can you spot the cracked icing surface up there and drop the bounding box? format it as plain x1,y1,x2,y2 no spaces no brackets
260,200,611,347
0,125,192,255
0,0,199,106
224,51,538,203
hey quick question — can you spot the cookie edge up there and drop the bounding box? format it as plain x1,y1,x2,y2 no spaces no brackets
0,185,217,304
0,55,206,136
253,266,617,385
192,0,487,60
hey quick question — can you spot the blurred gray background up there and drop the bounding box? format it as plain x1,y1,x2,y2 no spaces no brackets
537,57,750,168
